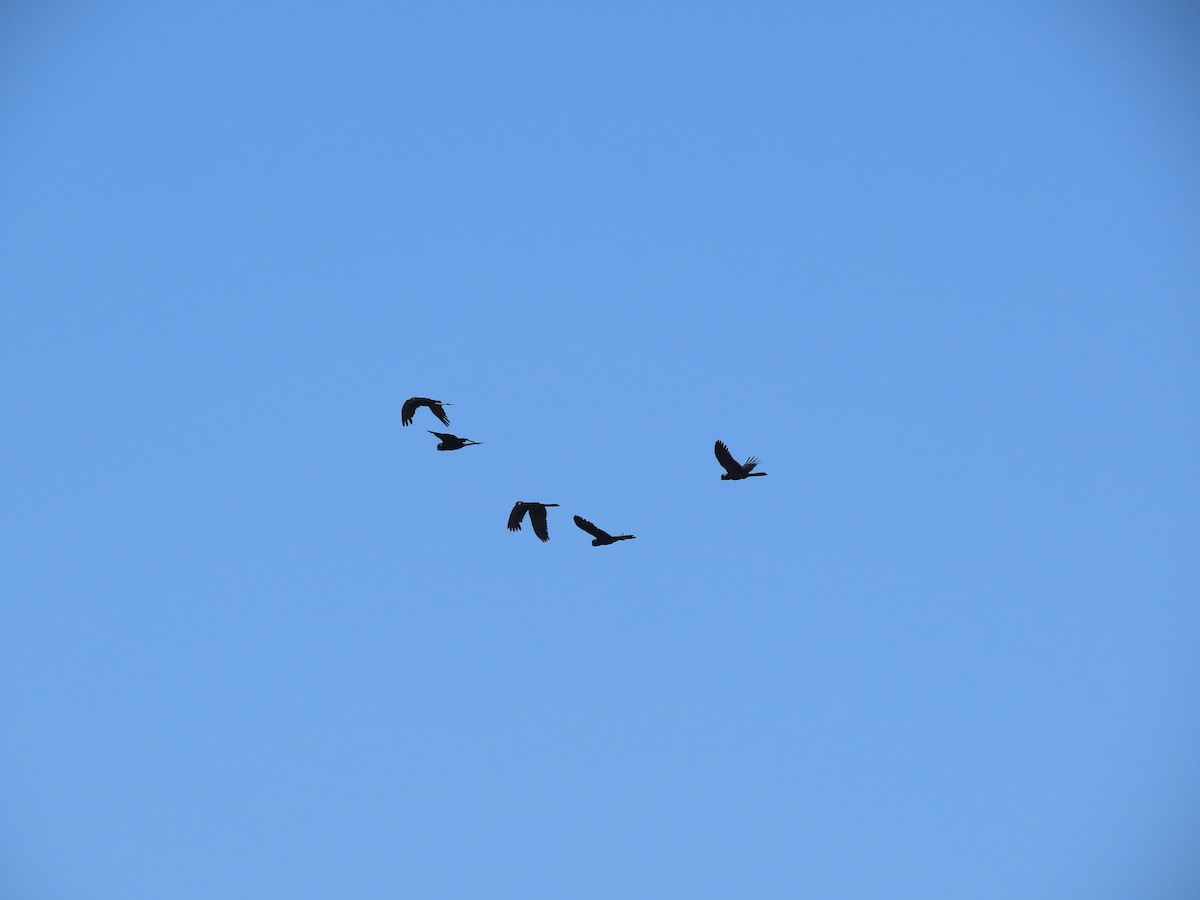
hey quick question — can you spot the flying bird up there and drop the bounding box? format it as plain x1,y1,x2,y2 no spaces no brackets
401,397,452,427
714,439,767,480
427,431,481,451
573,515,635,547
507,501,560,542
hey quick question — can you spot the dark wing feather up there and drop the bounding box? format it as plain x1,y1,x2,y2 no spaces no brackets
743,456,759,473
401,397,420,426
431,404,451,427
507,502,527,532
428,431,455,441
714,440,742,476
529,505,551,542
573,515,611,541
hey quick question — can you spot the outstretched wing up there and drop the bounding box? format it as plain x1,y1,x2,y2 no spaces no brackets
428,431,455,442
573,515,611,541
431,404,451,427
714,440,742,476
743,456,759,473
507,502,527,532
529,505,551,542
401,397,421,426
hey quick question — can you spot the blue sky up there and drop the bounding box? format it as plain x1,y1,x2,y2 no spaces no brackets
2,2,1198,897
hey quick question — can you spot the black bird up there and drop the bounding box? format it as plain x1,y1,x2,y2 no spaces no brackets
428,431,481,451
507,501,560,542
401,397,452,427
573,515,636,547
715,439,768,480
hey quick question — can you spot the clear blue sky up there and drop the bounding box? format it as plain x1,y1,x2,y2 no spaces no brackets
3,2,1199,897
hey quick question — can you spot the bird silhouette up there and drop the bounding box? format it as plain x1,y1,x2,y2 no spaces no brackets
573,515,635,546
507,501,560,542
714,439,767,480
427,431,481,451
401,397,452,427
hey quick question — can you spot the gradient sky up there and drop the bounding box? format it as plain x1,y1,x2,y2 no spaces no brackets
3,2,1199,898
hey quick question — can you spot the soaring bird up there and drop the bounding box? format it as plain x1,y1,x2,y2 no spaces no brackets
401,397,452,427
428,431,481,451
507,501,560,542
573,515,635,547
715,439,768,480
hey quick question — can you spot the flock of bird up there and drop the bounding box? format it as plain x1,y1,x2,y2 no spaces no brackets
401,396,767,546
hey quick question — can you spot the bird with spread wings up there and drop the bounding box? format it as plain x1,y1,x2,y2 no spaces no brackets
573,515,635,547
714,439,767,480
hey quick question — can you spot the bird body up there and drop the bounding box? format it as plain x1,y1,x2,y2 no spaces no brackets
401,397,452,427
573,515,635,547
507,501,560,542
715,439,767,480
428,431,481,451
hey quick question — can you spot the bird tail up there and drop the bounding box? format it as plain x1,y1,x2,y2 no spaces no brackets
615,535,636,541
